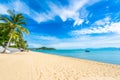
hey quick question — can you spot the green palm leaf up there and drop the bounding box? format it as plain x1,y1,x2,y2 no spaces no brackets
0,10,30,53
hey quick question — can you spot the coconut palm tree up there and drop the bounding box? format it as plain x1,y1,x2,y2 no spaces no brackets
0,10,29,53
0,23,10,47
13,28,28,51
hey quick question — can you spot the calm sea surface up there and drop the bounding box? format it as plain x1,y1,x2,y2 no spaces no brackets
33,48,120,65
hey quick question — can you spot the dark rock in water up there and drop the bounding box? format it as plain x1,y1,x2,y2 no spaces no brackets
85,50,90,52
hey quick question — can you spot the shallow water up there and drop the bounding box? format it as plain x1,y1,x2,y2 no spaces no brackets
33,48,120,65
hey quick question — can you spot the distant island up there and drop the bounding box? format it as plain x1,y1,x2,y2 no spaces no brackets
29,47,56,50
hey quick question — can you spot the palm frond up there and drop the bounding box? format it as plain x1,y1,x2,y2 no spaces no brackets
17,25,30,35
17,21,27,25
15,14,25,22
0,16,13,26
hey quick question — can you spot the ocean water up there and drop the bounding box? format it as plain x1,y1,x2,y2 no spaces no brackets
33,48,120,65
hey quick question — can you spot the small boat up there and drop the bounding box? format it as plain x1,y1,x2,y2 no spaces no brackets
85,50,90,52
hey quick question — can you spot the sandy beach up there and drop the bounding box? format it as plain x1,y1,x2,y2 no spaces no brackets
0,51,120,80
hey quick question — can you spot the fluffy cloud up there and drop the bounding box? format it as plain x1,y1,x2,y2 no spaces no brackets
95,17,111,26
34,35,59,41
0,0,46,22
27,0,90,25
0,4,8,14
49,35,120,49
71,21,120,35
27,34,120,49
0,0,99,26
12,0,30,15
44,0,90,26
70,15,120,35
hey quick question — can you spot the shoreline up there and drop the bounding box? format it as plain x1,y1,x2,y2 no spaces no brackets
32,51,120,66
0,51,120,80
1,51,120,66
34,51,120,67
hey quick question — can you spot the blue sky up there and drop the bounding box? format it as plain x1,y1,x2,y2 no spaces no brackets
0,0,120,49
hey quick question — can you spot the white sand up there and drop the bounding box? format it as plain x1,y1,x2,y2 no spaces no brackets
0,51,120,80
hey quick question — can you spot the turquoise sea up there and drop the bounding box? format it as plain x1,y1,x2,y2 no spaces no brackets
33,48,120,65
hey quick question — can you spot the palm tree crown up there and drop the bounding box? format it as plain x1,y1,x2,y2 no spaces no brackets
0,10,29,53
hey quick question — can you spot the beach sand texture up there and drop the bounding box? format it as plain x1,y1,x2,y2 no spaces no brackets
0,52,120,80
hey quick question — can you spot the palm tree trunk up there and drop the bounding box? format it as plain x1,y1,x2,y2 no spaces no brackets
2,31,13,53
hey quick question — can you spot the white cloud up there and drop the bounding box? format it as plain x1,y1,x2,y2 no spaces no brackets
48,34,120,49
0,0,100,26
48,0,88,26
0,0,42,22
71,22,120,35
95,17,111,25
12,0,30,15
73,19,84,26
26,33,120,49
35,35,59,41
0,0,30,15
0,5,8,14
28,0,91,24
46,0,100,26
31,12,54,23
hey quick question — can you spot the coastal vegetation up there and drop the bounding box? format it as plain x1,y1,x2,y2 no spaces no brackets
0,10,29,53
30,47,56,50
